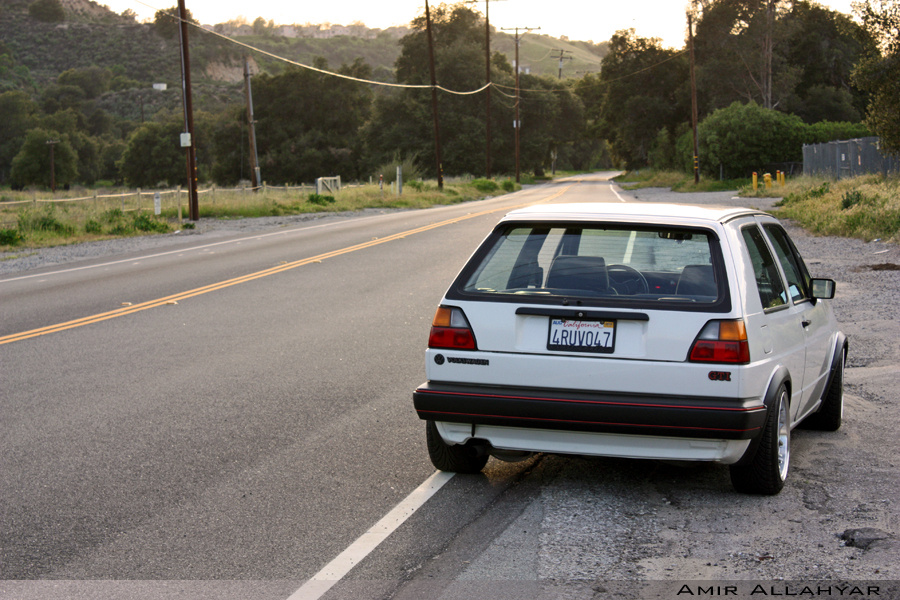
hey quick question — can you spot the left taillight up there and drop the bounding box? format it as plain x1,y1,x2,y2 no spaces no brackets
689,319,750,364
428,306,476,350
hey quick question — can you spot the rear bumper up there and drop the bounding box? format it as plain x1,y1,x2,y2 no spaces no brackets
413,381,766,441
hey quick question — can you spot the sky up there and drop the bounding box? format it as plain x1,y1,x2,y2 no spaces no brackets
102,0,857,48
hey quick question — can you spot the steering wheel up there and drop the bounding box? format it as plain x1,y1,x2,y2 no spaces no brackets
608,264,649,295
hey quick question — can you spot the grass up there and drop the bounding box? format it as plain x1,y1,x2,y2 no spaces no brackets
746,174,900,243
0,178,522,252
615,169,900,244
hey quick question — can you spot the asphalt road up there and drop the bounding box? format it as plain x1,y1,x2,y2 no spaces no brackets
2,173,897,600
0,175,608,596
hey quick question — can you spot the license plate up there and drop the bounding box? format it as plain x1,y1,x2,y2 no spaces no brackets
548,318,616,353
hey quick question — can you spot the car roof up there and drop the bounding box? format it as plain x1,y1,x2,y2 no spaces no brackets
501,202,768,227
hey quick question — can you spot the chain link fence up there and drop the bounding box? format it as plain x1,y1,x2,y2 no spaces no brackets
803,137,900,179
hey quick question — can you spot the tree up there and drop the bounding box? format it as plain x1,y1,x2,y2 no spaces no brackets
10,129,78,189
0,91,38,183
693,0,799,113
28,0,65,23
154,6,195,39
207,107,244,185
231,57,373,184
119,120,190,187
0,42,36,93
852,0,900,152
516,74,585,176
366,4,583,178
58,67,112,100
780,2,875,123
696,101,806,177
593,29,689,169
378,4,491,177
252,17,269,36
38,109,104,185
39,84,86,114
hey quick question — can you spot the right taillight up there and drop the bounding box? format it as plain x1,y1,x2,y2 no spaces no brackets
689,319,750,364
428,306,476,350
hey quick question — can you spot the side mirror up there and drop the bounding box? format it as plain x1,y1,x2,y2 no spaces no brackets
810,278,836,300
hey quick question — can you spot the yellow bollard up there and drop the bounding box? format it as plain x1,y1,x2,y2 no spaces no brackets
764,173,772,189
780,171,786,186
753,172,758,191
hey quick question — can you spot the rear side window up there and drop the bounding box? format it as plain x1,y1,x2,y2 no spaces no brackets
763,224,811,303
741,225,787,310
454,223,727,309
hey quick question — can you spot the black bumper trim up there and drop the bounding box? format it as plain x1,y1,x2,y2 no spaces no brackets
413,382,766,440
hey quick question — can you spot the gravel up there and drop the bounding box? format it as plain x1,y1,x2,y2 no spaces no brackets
470,187,900,590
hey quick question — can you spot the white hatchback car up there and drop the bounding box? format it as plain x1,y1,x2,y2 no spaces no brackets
413,203,847,494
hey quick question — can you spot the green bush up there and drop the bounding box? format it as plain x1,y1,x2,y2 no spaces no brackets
307,193,335,206
29,0,66,22
1,228,24,246
501,180,517,192
103,208,124,223
471,178,499,193
806,121,872,144
133,213,169,233
374,152,423,184
697,101,807,179
84,219,103,234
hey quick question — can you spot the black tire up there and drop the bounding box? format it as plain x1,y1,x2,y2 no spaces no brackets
730,384,790,495
425,420,488,474
802,348,844,432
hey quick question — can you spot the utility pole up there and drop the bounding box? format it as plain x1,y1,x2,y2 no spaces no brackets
46,139,59,192
465,0,504,178
425,0,444,190
177,0,199,220
688,11,700,184
551,48,573,79
763,0,775,109
243,56,261,190
502,26,539,183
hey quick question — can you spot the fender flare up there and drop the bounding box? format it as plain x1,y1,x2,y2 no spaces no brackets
816,332,848,410
733,365,791,467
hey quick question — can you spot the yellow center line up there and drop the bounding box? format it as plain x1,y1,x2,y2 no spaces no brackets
0,187,572,346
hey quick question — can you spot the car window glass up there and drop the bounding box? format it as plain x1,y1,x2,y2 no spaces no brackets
741,225,787,310
763,224,810,303
577,229,712,271
461,224,720,304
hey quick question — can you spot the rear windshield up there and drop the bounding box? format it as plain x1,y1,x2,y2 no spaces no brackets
452,223,728,309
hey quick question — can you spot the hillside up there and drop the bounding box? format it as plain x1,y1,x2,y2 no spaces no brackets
0,0,605,79
1,0,607,112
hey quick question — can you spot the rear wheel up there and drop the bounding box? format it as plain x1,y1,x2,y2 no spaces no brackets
730,384,790,495
425,420,488,474
802,348,844,432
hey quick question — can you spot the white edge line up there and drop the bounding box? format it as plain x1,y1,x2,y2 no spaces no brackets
286,470,455,600
609,182,628,203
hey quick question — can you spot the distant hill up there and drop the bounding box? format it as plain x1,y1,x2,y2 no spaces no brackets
0,0,606,121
